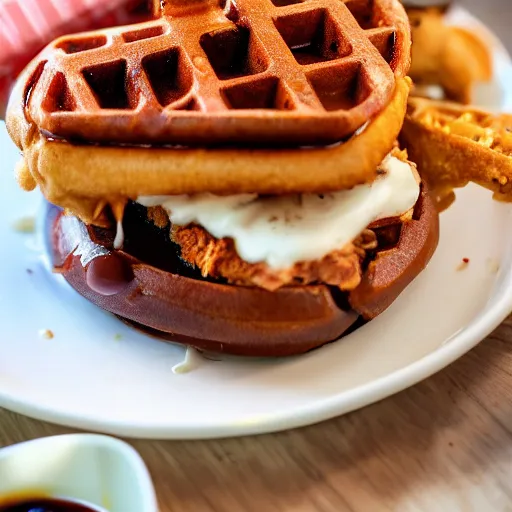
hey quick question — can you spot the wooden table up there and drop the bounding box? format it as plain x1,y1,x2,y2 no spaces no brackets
1,315,512,511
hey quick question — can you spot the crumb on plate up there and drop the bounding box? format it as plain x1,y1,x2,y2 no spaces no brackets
39,329,54,340
11,215,36,234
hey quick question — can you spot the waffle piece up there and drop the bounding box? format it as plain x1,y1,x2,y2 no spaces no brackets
401,97,512,210
49,183,438,357
10,77,411,227
407,7,491,104
9,0,410,147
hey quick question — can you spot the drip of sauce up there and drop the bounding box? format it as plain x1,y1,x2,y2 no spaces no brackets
113,219,124,250
138,155,420,269
172,347,203,374
85,253,134,296
55,211,133,296
111,201,126,250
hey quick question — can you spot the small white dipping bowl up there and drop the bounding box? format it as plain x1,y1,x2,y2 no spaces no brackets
0,434,158,512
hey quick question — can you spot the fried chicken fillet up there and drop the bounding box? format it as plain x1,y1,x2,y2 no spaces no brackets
173,225,377,292
144,150,419,293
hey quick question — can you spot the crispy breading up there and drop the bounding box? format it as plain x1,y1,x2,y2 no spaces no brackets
401,97,512,210
146,206,170,229
172,225,377,292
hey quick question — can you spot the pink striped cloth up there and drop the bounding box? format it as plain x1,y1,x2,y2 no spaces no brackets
0,0,154,116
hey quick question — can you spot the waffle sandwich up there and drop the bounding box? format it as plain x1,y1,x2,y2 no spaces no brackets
6,0,439,356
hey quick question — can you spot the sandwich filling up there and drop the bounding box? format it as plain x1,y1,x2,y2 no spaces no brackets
137,153,420,291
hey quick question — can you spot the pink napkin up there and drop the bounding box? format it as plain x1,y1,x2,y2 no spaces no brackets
0,0,155,116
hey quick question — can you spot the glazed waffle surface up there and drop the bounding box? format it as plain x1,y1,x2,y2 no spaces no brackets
20,0,410,146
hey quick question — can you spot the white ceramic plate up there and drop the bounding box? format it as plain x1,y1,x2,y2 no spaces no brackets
1,6,512,440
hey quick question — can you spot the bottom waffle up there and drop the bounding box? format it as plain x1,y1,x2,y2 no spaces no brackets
401,97,512,210
48,179,438,357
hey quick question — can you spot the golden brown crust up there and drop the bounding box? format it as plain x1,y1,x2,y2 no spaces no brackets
8,78,411,227
13,0,409,147
401,97,512,209
146,206,171,229
173,224,378,292
408,7,492,104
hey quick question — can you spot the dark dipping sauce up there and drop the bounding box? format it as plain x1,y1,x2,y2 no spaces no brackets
0,498,100,512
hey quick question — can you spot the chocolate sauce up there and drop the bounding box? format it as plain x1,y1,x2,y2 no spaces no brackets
0,498,99,512
85,254,134,296
48,201,207,297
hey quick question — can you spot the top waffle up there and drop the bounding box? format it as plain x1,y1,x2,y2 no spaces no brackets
19,0,410,146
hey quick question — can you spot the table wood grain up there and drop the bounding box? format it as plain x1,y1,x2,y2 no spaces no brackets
1,315,512,511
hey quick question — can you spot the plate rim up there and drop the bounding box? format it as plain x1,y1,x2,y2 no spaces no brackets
1,277,511,439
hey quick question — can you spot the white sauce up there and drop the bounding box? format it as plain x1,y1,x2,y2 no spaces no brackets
172,347,202,374
138,155,420,269
113,219,124,250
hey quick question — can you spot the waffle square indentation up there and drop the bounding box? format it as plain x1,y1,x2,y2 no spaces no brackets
42,72,76,112
274,9,352,65
367,28,397,65
57,36,107,54
83,60,133,109
222,77,295,110
143,48,193,107
200,26,269,80
307,61,370,111
344,0,376,30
